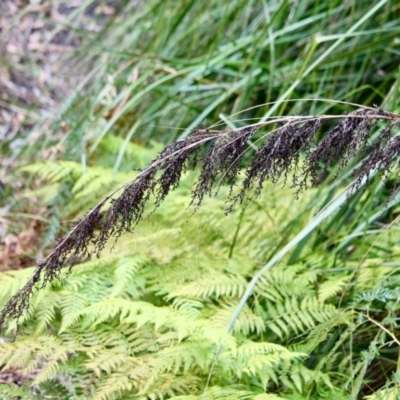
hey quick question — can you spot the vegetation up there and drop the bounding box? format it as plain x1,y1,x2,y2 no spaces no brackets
1,0,400,399
3,149,400,399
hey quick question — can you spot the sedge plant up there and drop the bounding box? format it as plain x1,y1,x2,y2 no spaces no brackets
1,105,400,329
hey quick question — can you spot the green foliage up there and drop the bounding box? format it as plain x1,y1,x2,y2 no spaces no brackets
7,108,400,330
0,256,319,399
3,1,400,399
6,0,399,166
3,154,400,398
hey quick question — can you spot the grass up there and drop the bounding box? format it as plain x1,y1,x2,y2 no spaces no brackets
2,1,400,399
4,0,400,164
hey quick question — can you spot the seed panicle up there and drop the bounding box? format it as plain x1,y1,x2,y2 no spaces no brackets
1,107,399,327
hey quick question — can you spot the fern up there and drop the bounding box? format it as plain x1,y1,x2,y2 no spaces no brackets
168,272,248,299
0,198,364,400
3,110,400,397
0,212,350,399
317,276,349,302
209,302,265,336
0,215,395,398
20,161,81,184
109,256,145,299
264,296,338,339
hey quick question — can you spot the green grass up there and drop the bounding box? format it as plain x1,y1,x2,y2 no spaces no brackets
2,0,400,399
5,0,400,165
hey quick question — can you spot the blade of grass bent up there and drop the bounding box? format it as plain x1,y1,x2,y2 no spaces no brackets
227,184,369,333
205,176,371,390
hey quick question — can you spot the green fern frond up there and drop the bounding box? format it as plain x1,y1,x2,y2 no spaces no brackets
213,340,307,389
116,325,157,354
99,135,163,167
244,352,305,378
0,335,62,373
3,144,398,398
126,228,183,265
318,276,349,302
79,299,177,330
33,347,70,384
72,324,129,350
155,341,214,373
230,341,299,358
169,272,248,299
28,183,63,203
85,351,136,377
0,384,38,400
109,256,145,299
58,292,89,333
32,290,59,336
92,373,134,400
0,268,34,305
149,258,215,288
72,166,132,199
139,374,201,400
254,265,317,302
280,362,333,394
20,161,81,183
171,297,204,317
266,296,338,338
210,302,265,335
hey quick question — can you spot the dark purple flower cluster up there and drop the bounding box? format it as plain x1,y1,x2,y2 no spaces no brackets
1,107,399,327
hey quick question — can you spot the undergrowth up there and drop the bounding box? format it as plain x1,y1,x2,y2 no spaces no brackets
2,122,400,398
2,1,400,399
2,159,400,399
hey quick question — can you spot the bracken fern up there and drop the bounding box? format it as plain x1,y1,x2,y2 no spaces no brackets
1,158,400,398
